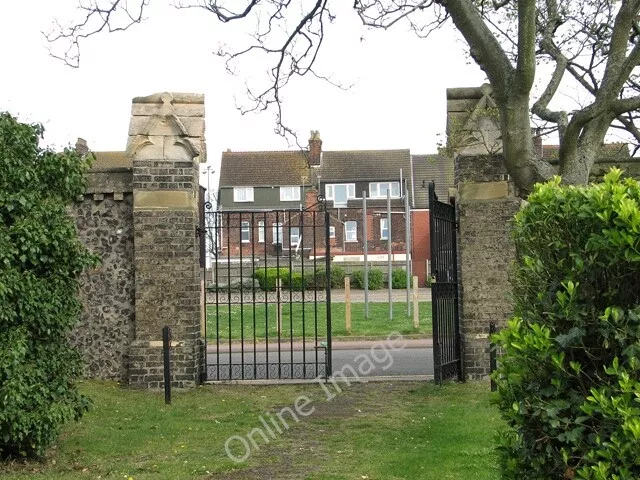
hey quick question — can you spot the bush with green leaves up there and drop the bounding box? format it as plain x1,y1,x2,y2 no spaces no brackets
493,169,640,479
253,267,290,291
330,265,345,289
0,113,95,457
351,268,384,290
391,268,407,289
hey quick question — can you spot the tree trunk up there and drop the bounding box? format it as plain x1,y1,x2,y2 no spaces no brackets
498,93,552,194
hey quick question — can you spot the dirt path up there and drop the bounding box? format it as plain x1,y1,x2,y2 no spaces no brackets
209,382,418,479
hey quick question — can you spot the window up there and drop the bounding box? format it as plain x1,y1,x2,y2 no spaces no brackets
380,218,389,240
290,227,300,246
345,221,357,242
329,226,336,238
325,183,356,206
233,187,254,202
272,223,283,244
258,221,265,243
369,182,400,199
280,186,300,201
241,221,250,243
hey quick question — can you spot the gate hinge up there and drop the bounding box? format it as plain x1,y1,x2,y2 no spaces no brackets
195,226,205,237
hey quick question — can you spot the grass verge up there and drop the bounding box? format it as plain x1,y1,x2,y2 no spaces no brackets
1,380,501,480
206,302,432,341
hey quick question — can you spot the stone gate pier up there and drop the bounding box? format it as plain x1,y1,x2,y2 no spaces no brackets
72,92,206,388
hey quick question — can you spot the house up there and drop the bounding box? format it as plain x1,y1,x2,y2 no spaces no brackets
216,132,456,283
217,146,317,258
312,144,412,263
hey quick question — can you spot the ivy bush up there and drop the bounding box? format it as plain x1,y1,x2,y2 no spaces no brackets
391,268,408,289
302,266,344,290
253,267,290,291
351,268,384,290
0,113,95,457
493,169,640,479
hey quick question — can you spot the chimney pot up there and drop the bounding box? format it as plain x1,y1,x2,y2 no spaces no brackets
75,138,89,156
308,130,322,166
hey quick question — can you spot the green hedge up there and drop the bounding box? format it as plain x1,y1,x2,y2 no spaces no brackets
0,113,95,457
494,169,640,479
391,268,407,289
253,267,290,291
351,268,384,290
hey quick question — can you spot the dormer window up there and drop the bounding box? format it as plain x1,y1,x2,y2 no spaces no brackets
325,183,355,206
233,187,254,202
369,182,400,199
280,186,301,201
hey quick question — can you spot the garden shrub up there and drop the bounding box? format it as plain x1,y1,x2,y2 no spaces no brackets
391,268,407,289
253,267,290,290
493,170,640,479
301,266,342,290
283,272,304,291
351,268,383,290
330,265,345,289
0,113,96,457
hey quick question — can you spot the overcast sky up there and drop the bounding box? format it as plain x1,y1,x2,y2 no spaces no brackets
0,1,488,188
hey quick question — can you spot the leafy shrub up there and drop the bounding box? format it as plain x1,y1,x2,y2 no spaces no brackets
283,272,304,291
301,266,343,290
253,267,290,291
351,268,383,290
391,268,407,289
493,170,640,479
0,113,96,457
330,265,346,289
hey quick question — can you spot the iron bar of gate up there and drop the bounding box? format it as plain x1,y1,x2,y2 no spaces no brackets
490,322,497,392
263,212,270,379
362,192,369,319
404,179,411,316
324,207,332,377
288,211,294,378
275,211,282,378
300,210,306,373
226,214,232,379
239,212,245,379
162,325,171,404
251,213,257,380
214,215,220,380
313,210,319,377
387,190,393,320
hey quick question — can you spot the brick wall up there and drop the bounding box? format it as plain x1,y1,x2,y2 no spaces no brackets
71,189,134,381
456,154,520,379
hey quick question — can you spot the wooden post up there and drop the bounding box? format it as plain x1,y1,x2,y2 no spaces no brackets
277,278,282,335
345,276,352,333
412,276,419,329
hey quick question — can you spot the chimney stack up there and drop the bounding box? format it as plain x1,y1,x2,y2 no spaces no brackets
75,137,89,156
308,130,322,166
532,128,543,158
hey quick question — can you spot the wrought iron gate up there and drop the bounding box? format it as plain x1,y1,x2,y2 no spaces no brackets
202,199,332,381
429,182,462,383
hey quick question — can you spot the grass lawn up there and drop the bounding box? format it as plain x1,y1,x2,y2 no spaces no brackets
1,380,501,480
207,302,432,341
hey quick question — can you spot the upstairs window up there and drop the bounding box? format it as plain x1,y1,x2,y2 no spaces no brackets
241,221,250,243
380,218,389,240
345,221,357,242
290,227,300,246
272,223,283,244
329,226,336,238
280,186,301,201
233,187,254,202
325,184,356,206
369,182,400,199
